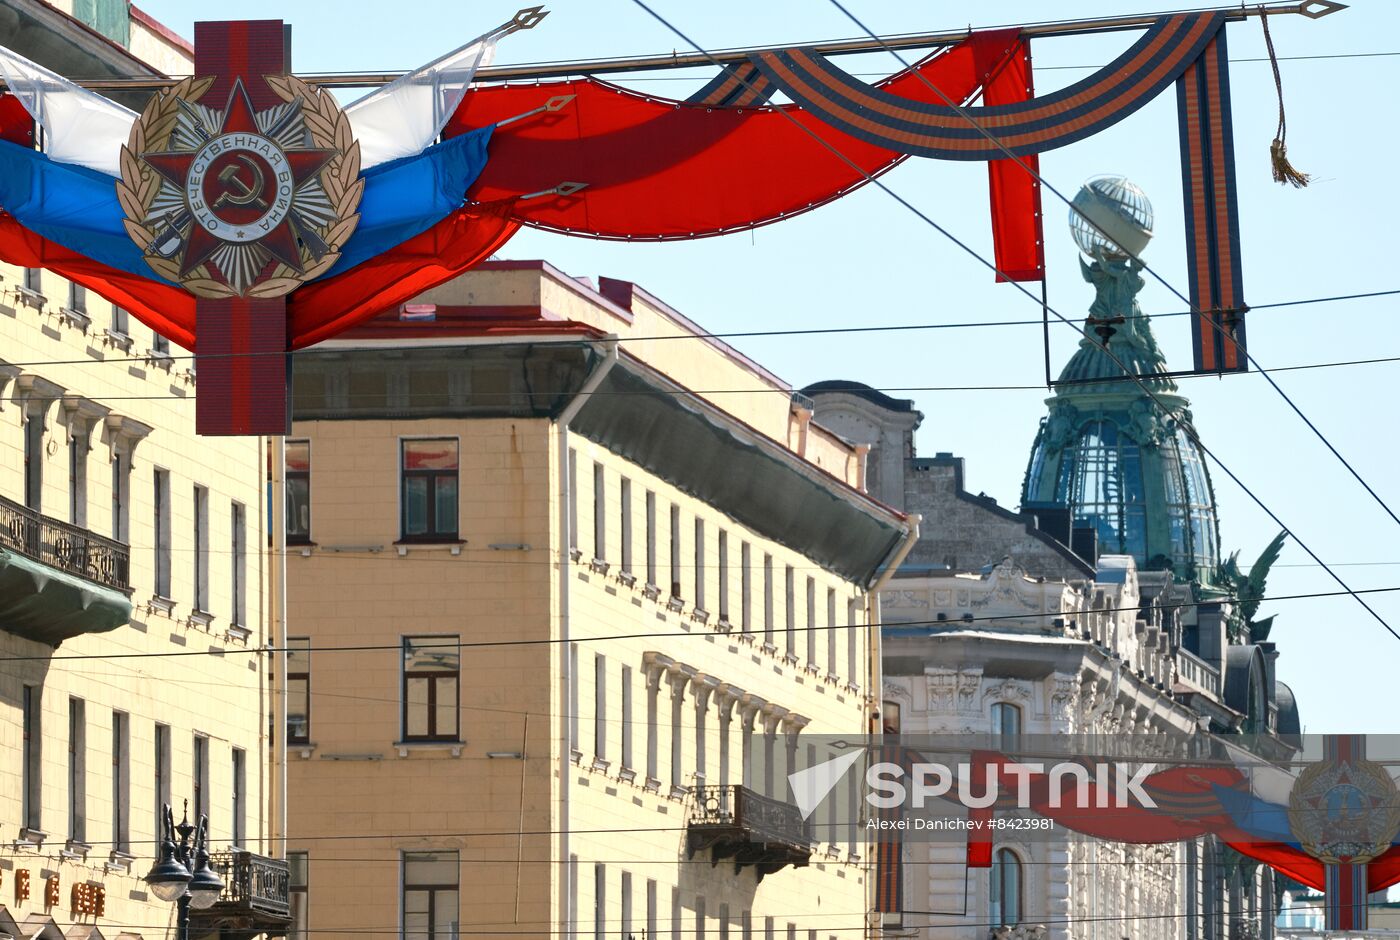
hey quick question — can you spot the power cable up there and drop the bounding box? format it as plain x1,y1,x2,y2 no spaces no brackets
2,287,1396,369
10,347,1400,403
623,0,1400,644
821,0,1400,536
8,583,1400,665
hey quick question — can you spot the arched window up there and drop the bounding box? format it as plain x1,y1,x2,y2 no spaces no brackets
990,848,1022,926
990,702,1021,740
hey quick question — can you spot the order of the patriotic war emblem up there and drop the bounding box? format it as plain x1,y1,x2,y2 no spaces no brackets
118,73,362,298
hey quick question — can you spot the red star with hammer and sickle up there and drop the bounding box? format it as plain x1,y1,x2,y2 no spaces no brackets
143,78,336,279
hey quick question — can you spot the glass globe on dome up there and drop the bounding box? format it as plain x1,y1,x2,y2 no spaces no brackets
1069,175,1154,260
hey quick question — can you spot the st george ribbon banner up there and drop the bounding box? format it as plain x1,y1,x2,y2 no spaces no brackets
741,733,1400,928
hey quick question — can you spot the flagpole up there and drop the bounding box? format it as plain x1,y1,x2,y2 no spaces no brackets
9,0,1344,92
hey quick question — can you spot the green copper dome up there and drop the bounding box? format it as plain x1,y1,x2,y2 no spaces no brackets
1021,254,1222,584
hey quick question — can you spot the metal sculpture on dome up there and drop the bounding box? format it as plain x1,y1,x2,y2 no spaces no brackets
1023,177,1221,583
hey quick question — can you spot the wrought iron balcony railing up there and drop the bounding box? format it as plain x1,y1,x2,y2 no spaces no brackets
687,784,812,881
0,493,131,593
189,850,292,937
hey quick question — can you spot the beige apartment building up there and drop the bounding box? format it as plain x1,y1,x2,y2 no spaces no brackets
282,260,916,939
0,3,289,938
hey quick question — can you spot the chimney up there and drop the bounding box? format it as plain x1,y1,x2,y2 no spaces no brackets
1195,602,1227,672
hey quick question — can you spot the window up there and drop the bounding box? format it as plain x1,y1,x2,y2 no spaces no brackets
826,589,837,675
567,449,578,553
24,410,43,510
806,577,816,665
646,879,657,940
232,747,246,847
594,864,606,940
991,702,1022,740
669,504,682,600
193,485,210,613
694,518,706,612
990,848,1023,926
740,542,751,632
110,304,129,337
403,850,458,939
720,904,730,940
68,698,86,842
594,654,607,760
785,566,796,656
847,599,860,685
111,710,129,853
152,330,170,355
288,638,311,745
111,451,128,542
285,441,311,543
192,734,209,831
69,431,87,527
21,686,40,830
593,462,606,561
22,266,42,294
718,531,729,623
231,501,247,626
697,895,707,940
67,282,86,313
289,852,309,940
620,476,633,576
153,468,171,598
402,636,460,741
569,643,580,755
154,723,171,839
645,667,659,783
762,554,774,645
645,491,658,589
694,685,708,781
670,674,684,786
621,871,632,940
401,439,459,541
621,665,633,770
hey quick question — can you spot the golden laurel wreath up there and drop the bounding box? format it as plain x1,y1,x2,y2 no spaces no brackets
116,73,363,299
1287,758,1400,865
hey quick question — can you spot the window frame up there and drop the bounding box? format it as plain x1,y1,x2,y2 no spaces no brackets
991,701,1022,741
402,850,459,940
399,438,461,543
287,638,312,745
285,440,312,545
990,847,1023,927
400,635,461,743
153,468,172,599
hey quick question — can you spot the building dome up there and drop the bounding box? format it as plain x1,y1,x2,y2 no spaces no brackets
1022,179,1221,583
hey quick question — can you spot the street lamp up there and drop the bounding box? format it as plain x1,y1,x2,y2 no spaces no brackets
145,802,224,936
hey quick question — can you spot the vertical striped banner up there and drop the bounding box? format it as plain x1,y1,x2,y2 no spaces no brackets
192,20,293,436
1177,27,1248,374
1323,734,1369,932
874,743,905,913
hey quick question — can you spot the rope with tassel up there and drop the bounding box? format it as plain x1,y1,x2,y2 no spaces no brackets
1260,7,1311,187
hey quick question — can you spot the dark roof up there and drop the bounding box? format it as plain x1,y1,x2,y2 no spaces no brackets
802,380,915,413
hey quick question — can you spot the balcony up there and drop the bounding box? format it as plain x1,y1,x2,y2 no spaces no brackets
188,851,291,939
0,493,132,645
686,785,812,881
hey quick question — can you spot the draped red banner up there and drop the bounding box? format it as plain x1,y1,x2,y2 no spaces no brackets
451,33,1015,241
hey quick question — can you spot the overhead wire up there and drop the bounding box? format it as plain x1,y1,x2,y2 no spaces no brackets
8,346,1400,402
623,0,1400,644
2,287,1396,371
7,583,1400,665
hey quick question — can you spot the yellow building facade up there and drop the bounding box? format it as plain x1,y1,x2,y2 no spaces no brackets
284,261,915,939
0,4,286,938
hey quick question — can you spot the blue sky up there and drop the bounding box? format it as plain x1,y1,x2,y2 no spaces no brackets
138,1,1400,733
